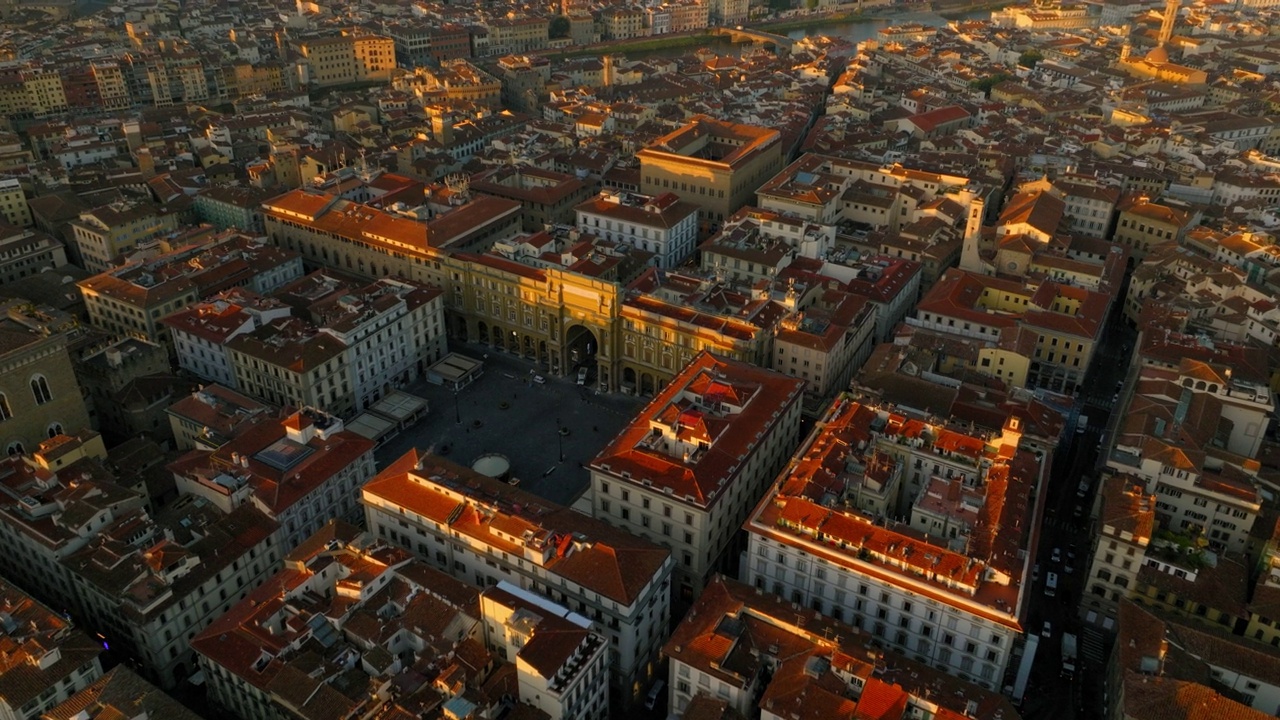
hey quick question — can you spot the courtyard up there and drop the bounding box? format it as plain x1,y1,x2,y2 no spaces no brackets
373,342,646,508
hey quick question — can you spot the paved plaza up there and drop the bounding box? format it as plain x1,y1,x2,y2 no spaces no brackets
374,342,646,508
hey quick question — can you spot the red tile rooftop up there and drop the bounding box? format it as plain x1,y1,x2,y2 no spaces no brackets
665,576,1020,720
748,396,1044,629
362,449,670,607
591,352,804,508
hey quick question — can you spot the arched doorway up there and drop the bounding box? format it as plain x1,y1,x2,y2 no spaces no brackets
523,335,535,359
640,372,655,396
623,367,637,394
490,325,503,347
538,340,548,368
564,324,599,378
476,321,489,345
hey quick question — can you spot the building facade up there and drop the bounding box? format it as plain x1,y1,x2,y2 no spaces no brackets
62,498,281,688
162,291,292,389
0,579,103,720
0,313,91,457
67,201,178,273
193,520,501,720
482,582,610,720
362,449,674,706
575,190,698,269
170,408,376,551
298,32,396,88
0,226,66,284
665,575,1022,720
743,396,1048,690
638,116,783,231
589,352,804,600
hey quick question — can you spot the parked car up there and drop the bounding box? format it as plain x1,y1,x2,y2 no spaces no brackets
1042,620,1052,638
1051,547,1062,563
645,680,665,710
533,375,546,384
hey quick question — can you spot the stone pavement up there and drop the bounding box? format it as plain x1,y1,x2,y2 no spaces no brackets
374,342,646,508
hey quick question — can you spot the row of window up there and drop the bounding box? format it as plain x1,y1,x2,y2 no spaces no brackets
0,375,54,423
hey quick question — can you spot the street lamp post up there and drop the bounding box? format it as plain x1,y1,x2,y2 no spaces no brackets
556,417,564,462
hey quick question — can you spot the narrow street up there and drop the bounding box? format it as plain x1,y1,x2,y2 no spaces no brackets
1019,278,1136,720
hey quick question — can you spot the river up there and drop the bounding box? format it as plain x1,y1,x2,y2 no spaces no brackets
623,8,993,61
783,7,994,42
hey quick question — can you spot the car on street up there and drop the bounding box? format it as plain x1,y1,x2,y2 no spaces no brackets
1042,621,1052,637
1051,547,1062,563
1073,504,1084,519
645,680,665,711
533,375,546,384
577,367,588,385
1065,561,1074,575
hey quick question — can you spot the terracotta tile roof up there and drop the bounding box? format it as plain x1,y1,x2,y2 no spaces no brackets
1121,675,1273,720
363,450,670,607
680,693,748,720
1098,473,1155,541
42,666,202,720
1136,554,1250,620
1116,600,1276,720
997,190,1065,239
192,519,483,715
665,576,1018,720
747,396,1041,630
0,579,103,711
590,352,804,508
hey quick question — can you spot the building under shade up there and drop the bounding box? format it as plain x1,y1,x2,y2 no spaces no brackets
664,575,1021,720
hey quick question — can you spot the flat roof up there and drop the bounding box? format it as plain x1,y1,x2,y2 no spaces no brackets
369,390,428,423
427,352,484,382
346,412,396,442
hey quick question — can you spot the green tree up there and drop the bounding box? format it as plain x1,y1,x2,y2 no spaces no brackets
1017,49,1043,68
550,15,571,39
969,72,1011,96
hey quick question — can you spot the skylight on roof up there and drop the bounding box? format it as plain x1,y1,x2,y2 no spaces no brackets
254,438,313,472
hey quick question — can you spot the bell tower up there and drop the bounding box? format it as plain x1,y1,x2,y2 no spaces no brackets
1157,0,1179,48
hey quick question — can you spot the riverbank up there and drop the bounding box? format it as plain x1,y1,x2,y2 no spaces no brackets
935,0,1010,17
540,0,1011,60
541,30,719,60
752,9,880,33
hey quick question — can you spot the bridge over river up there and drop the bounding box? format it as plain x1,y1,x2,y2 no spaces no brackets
709,26,797,52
